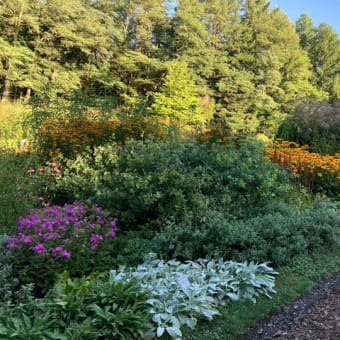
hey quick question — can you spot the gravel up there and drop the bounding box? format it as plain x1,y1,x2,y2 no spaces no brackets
242,273,340,340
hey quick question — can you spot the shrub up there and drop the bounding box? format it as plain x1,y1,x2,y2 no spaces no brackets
0,148,43,234
276,99,340,155
112,253,278,339
0,102,29,148
153,200,340,266
0,234,13,301
0,274,151,339
50,140,293,232
7,202,118,292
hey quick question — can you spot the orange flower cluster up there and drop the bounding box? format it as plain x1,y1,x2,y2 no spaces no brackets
266,139,340,191
38,116,167,159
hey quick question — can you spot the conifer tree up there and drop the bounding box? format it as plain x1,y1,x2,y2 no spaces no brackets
151,60,212,126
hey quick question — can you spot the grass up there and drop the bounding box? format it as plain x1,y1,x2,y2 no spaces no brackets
183,247,340,339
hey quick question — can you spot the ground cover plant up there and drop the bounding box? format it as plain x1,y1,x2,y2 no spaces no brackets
112,253,278,339
0,254,278,340
0,275,151,339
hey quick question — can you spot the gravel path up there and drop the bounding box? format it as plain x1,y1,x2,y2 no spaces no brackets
243,273,340,340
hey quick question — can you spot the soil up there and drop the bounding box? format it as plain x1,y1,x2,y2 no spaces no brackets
242,273,340,340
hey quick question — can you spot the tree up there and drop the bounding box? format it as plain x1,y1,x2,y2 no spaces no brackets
296,13,317,53
296,14,340,99
151,60,213,125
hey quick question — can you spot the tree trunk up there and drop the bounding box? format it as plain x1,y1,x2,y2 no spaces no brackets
2,75,11,102
24,87,31,103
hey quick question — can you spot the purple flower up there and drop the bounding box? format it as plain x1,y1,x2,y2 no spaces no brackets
60,250,71,258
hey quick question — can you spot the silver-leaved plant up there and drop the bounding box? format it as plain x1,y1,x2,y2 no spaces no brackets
110,254,278,339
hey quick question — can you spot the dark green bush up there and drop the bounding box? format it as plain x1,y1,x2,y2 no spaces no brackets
153,199,340,266
0,149,43,234
50,139,293,232
0,273,151,339
0,234,13,301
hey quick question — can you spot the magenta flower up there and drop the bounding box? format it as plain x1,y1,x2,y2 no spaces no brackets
60,250,71,258
7,202,118,265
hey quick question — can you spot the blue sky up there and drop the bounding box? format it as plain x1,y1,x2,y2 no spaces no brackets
271,0,340,34
166,1,339,34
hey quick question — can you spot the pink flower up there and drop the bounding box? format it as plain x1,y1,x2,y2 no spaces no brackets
27,168,35,173
60,250,71,258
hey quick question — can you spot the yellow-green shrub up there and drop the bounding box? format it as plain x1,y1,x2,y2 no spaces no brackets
0,102,30,148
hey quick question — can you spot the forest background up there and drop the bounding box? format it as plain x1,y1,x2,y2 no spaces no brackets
0,0,340,137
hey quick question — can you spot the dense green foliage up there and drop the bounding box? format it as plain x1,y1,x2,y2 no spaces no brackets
154,200,340,266
1,2,340,337
296,13,340,99
0,234,12,300
1,0,339,135
50,140,293,231
0,148,42,234
150,60,213,125
0,274,151,339
47,139,340,267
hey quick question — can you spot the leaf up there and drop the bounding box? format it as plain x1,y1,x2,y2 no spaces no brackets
166,326,182,338
157,326,165,337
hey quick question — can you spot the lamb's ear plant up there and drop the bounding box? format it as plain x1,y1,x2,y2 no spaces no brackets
111,253,278,339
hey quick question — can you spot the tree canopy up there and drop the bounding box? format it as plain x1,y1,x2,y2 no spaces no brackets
1,0,339,135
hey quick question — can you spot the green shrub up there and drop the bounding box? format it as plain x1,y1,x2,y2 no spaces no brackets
0,102,29,148
0,149,43,234
0,234,13,301
154,199,340,266
0,274,151,339
50,140,293,232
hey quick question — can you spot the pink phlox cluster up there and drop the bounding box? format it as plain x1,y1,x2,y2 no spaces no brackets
7,201,118,258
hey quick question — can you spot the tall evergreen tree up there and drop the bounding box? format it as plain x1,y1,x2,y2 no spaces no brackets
296,14,340,99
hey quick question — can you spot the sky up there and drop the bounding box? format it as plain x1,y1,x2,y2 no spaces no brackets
166,1,339,35
271,0,340,34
